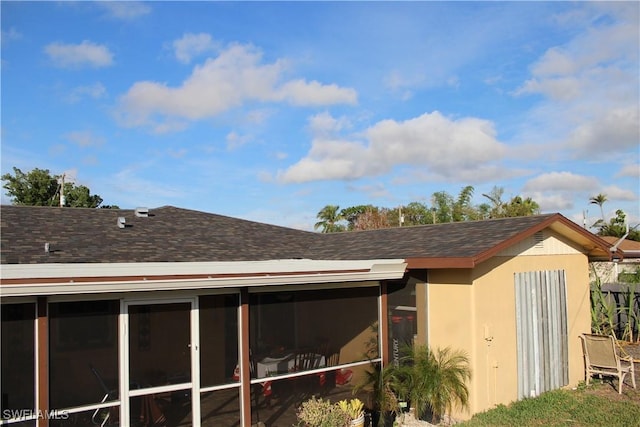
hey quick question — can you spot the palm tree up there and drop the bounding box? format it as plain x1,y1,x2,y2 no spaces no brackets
394,345,471,424
590,193,608,221
314,205,345,233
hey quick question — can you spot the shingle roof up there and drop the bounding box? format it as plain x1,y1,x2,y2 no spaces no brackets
0,205,319,264
0,205,612,266
599,236,640,253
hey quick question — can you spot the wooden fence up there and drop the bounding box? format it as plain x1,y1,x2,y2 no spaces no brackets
591,282,640,342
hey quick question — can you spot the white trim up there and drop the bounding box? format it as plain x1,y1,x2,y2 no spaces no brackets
200,382,241,394
128,382,193,398
1,259,406,279
123,299,198,425
119,300,128,427
191,297,201,425
249,358,379,384
45,288,241,303
247,280,378,293
1,261,407,298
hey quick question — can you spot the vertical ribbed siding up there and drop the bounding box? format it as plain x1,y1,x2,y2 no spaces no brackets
515,270,569,399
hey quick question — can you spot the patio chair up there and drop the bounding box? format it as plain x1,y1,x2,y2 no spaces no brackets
90,365,117,426
580,334,637,394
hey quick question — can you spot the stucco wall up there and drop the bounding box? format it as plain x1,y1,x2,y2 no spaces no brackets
424,233,591,420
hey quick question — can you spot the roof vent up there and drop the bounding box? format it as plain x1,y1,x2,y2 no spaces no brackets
117,217,126,229
135,207,149,218
533,231,544,248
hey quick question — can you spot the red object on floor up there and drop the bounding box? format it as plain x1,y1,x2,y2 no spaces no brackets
335,368,353,385
262,380,272,396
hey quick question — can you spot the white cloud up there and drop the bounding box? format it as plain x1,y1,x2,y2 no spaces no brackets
172,33,219,64
1,27,22,45
96,1,151,20
44,41,113,68
278,111,507,183
600,185,638,201
346,182,391,199
277,80,357,106
308,112,351,136
527,192,575,212
117,43,356,129
514,10,639,159
226,131,252,150
64,130,105,148
566,106,639,154
522,172,637,214
616,163,640,178
523,171,599,192
66,82,107,103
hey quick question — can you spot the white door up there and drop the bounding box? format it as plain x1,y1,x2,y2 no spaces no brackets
121,298,201,426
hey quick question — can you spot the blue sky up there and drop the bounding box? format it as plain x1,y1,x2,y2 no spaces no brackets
2,1,638,231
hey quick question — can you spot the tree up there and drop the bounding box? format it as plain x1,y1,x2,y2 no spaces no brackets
452,185,476,222
399,202,432,226
352,207,390,231
340,204,377,231
431,191,454,223
596,209,640,242
503,196,540,217
482,186,505,218
590,193,608,221
65,184,103,208
482,187,539,218
1,167,59,206
2,167,104,208
314,205,345,233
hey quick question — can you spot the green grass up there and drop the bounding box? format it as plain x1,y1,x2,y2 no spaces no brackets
459,385,640,427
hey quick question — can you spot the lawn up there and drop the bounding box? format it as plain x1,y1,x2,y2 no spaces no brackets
459,381,640,427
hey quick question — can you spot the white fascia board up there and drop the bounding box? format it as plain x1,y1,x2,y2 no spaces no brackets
0,259,407,297
0,259,405,279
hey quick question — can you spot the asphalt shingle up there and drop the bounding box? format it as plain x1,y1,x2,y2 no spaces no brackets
0,205,570,265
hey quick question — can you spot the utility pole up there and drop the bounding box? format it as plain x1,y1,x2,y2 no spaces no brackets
59,174,65,207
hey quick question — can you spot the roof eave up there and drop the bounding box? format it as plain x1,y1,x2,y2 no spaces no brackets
406,257,475,269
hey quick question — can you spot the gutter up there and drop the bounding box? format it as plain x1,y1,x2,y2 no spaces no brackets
0,259,407,297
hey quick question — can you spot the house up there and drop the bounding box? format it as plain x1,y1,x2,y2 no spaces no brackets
590,236,640,284
0,205,615,426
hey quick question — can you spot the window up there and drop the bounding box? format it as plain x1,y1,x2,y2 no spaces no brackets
249,286,379,379
49,300,119,409
1,303,35,425
199,294,239,387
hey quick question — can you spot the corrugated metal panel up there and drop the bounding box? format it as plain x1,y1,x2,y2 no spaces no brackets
515,270,568,399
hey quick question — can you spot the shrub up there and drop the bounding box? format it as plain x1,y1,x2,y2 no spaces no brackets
297,396,350,427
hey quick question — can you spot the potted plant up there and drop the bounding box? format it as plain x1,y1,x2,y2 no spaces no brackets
296,396,350,427
396,344,471,424
353,362,402,427
338,398,365,427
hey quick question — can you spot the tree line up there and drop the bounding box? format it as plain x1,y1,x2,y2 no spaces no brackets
314,185,540,233
2,167,636,241
315,187,639,242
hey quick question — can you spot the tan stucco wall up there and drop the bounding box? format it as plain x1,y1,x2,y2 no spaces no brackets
425,250,591,420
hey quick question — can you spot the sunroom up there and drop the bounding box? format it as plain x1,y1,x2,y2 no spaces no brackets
1,259,409,427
